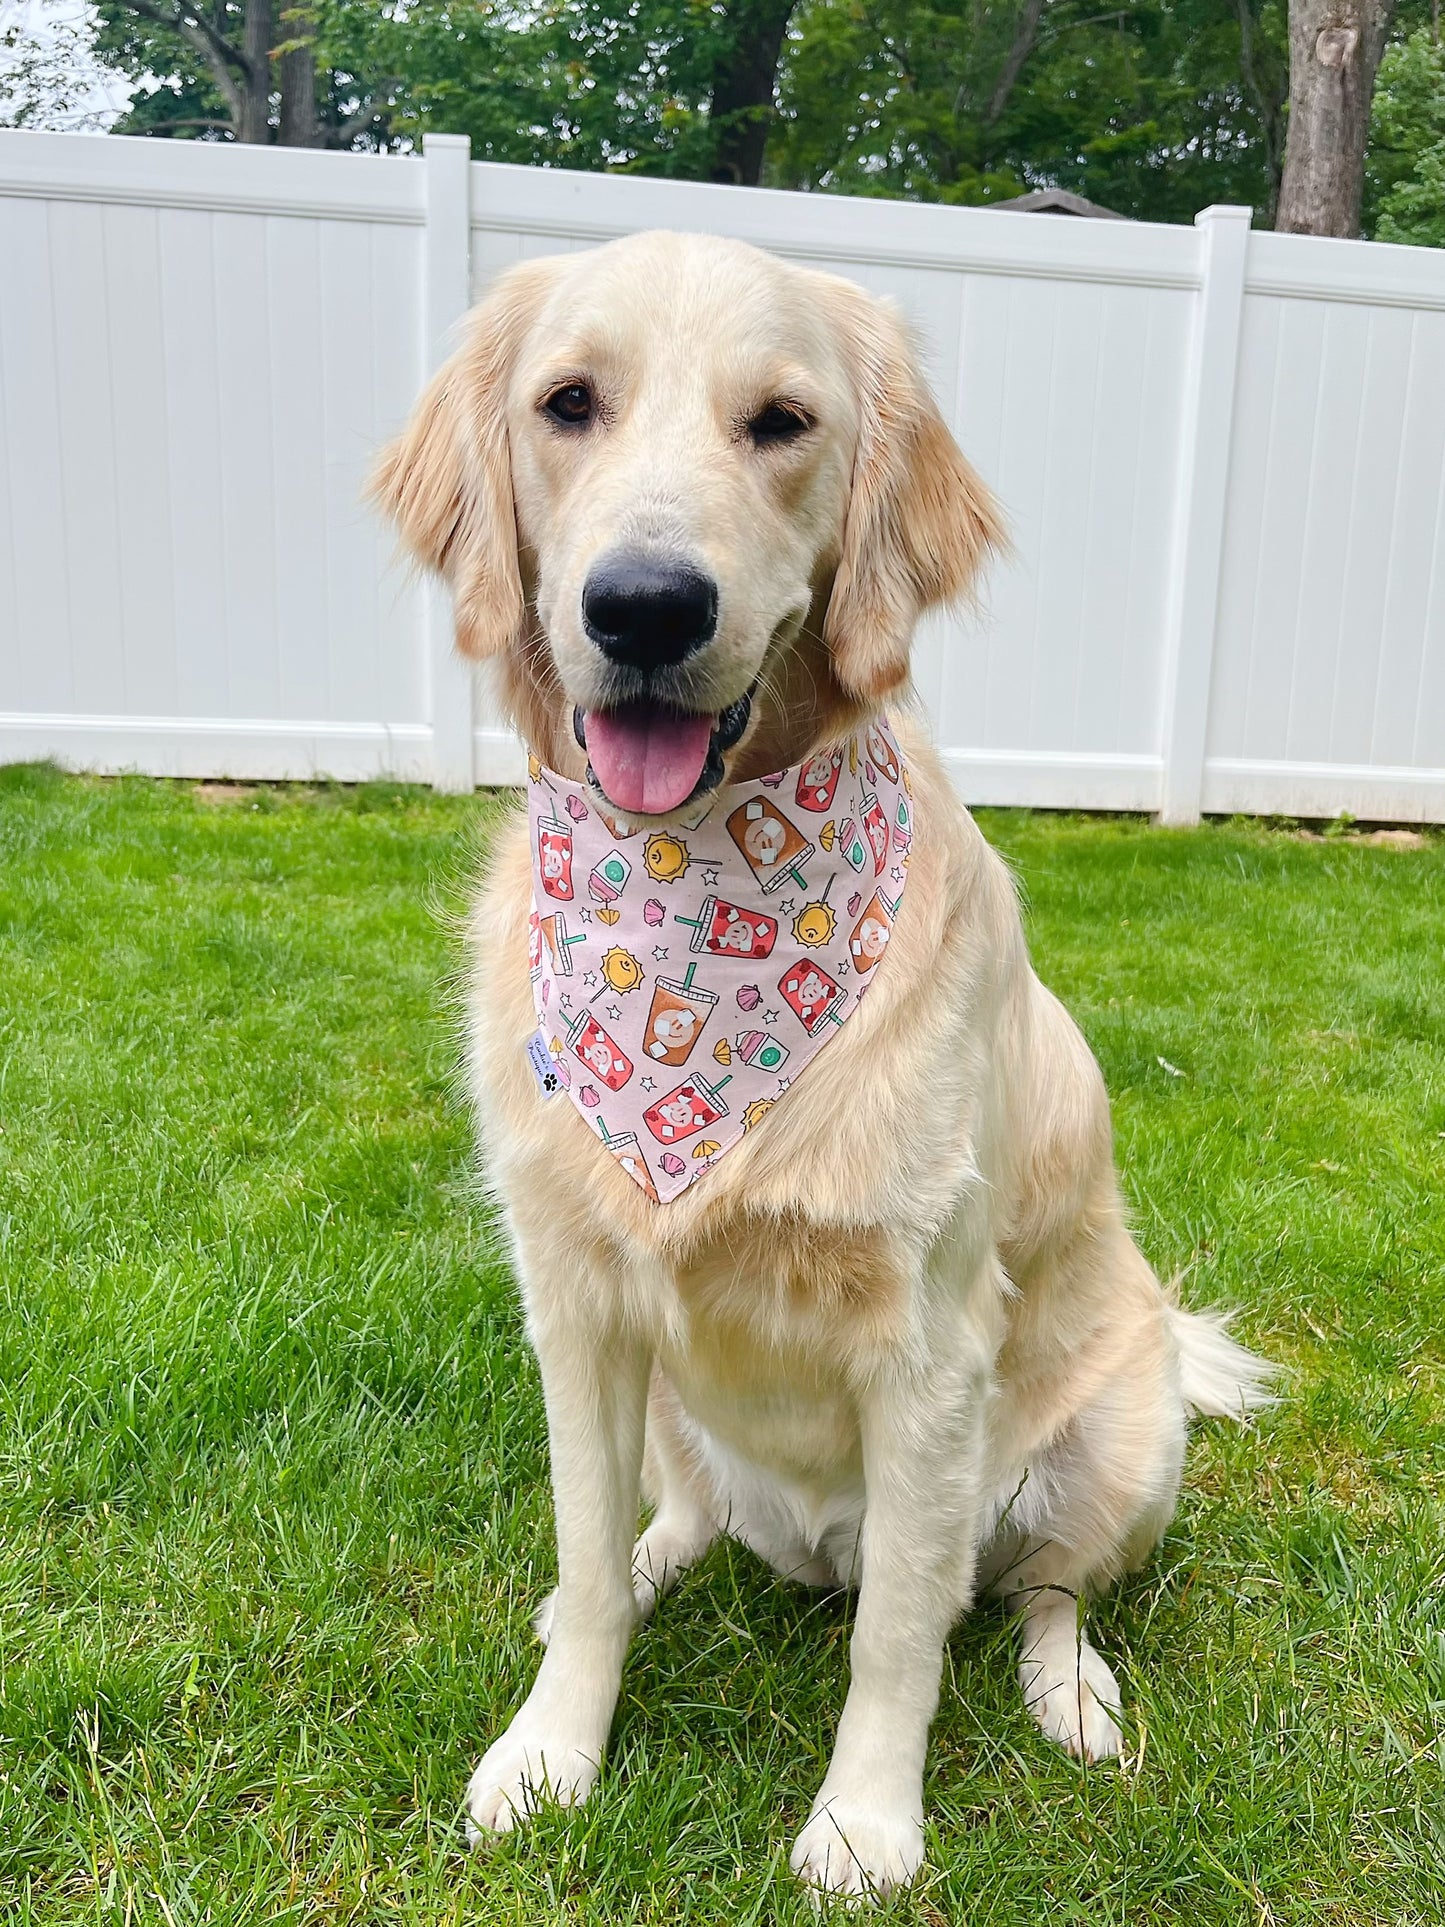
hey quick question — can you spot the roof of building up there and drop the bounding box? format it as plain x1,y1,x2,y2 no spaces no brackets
990,188,1130,220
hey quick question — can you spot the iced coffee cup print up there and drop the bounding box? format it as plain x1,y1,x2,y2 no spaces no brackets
528,912,543,983
725,797,815,895
675,895,778,960
859,791,890,877
795,745,844,813
778,960,846,1035
537,809,575,900
643,961,718,1068
848,890,898,976
644,1071,732,1146
539,913,586,976
867,726,902,786
566,1010,635,1091
596,1116,660,1201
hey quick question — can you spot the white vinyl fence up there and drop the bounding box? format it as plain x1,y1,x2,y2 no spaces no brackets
2,128,1443,822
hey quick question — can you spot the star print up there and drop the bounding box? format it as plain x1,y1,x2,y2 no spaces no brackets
579,907,594,923
763,1008,780,1026
836,957,852,976
640,1076,656,1091
702,867,720,887
606,1005,621,1022
582,970,598,988
652,945,669,961
777,1076,792,1093
559,992,573,1010
890,865,904,883
779,897,796,916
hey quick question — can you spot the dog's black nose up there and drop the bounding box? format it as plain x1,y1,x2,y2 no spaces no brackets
582,555,717,669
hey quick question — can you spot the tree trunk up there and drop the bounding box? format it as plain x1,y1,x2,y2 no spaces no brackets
236,0,274,143
984,0,1047,126
277,23,319,147
1276,0,1396,234
1237,0,1289,224
708,0,796,186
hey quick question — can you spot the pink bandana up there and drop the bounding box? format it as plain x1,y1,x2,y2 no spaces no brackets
526,721,912,1202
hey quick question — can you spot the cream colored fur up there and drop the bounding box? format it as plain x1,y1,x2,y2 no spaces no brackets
374,230,1272,1902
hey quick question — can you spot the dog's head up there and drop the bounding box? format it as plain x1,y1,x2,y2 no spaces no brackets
373,231,1000,816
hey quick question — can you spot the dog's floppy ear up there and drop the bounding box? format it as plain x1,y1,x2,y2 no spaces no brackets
370,258,556,661
824,286,1003,700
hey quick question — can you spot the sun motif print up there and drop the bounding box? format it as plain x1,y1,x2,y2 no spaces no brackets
527,721,912,1201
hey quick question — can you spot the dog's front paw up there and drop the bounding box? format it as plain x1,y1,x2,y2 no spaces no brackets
790,1797,924,1902
464,1722,602,1841
1022,1634,1123,1763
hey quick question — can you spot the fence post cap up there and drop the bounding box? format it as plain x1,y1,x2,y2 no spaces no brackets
1194,204,1254,228
422,133,472,155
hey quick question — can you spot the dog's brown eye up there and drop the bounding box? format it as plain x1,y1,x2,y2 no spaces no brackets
748,401,812,446
544,382,594,427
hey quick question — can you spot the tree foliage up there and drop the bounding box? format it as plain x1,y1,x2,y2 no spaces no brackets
48,0,1445,240
1365,23,1445,244
772,0,1292,222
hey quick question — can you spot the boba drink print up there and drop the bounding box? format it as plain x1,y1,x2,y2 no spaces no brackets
527,718,911,1201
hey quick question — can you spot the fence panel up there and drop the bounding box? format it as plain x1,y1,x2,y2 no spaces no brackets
0,132,431,779
1204,232,1445,821
2,129,1443,819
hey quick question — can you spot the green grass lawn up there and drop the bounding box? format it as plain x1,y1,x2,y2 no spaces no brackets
1,763,1442,1926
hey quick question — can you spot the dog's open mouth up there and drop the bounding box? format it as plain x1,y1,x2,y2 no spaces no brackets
574,689,752,816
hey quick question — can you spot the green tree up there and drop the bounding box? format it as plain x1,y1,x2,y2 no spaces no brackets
770,0,1288,222
95,0,446,145
1365,23,1445,242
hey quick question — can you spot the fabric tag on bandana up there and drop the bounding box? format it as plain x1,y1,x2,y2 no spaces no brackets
524,1029,571,1099
526,720,912,1202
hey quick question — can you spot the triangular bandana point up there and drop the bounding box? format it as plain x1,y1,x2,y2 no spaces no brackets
527,722,911,1202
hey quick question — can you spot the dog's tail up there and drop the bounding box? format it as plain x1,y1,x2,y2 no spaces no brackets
1168,1306,1277,1420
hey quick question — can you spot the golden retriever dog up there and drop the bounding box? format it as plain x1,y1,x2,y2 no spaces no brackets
373,230,1272,1901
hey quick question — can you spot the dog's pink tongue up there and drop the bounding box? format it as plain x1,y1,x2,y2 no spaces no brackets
585,707,714,815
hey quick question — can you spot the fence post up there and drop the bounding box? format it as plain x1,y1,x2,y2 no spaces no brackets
422,133,475,793
1157,204,1251,826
